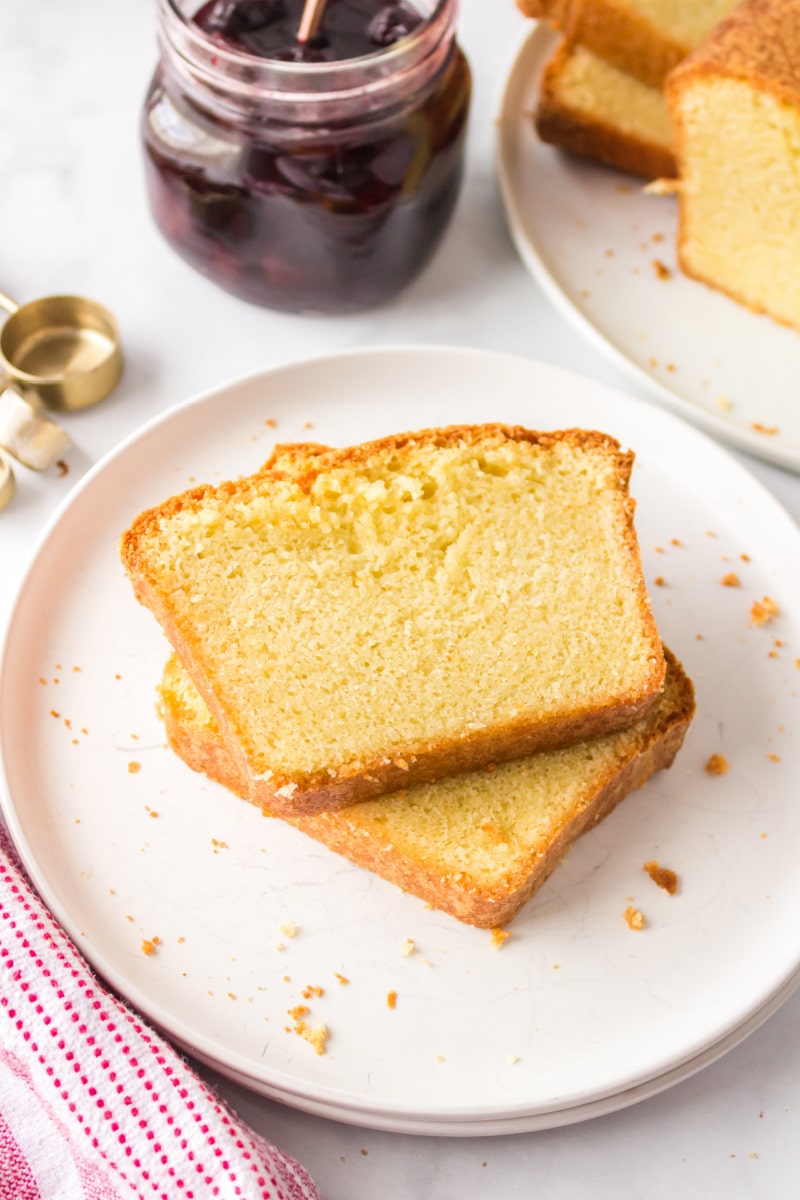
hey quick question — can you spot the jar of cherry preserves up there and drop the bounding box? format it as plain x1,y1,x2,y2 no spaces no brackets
141,0,471,312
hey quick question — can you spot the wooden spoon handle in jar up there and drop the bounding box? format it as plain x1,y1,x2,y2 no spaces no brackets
297,0,328,42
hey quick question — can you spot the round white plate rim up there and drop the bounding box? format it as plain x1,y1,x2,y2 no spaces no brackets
2,344,800,1129
495,23,800,474
198,962,800,1135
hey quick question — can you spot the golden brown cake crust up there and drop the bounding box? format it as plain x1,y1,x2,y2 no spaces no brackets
667,0,800,108
161,649,694,928
536,42,677,179
122,424,665,817
517,0,687,87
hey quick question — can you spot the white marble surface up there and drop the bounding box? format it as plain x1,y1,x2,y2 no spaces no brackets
1,1,799,1196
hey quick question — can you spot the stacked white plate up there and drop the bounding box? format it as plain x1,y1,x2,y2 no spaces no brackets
2,348,799,1135
496,25,800,472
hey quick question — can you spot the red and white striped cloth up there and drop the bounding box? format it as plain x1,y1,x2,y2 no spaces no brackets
0,824,320,1200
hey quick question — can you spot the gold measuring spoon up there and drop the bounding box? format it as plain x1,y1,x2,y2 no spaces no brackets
0,288,123,412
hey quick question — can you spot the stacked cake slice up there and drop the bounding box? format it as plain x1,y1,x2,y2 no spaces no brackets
120,424,693,927
521,0,738,180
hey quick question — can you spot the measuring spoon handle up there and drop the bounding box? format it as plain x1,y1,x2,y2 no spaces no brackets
0,290,19,314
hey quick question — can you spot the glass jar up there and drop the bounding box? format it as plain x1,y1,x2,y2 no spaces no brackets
141,0,472,313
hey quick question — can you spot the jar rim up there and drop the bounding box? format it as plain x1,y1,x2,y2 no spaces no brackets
158,0,456,101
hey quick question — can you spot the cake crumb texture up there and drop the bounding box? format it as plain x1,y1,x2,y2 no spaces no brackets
122,425,664,815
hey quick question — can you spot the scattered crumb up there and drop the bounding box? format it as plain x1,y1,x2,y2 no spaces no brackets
508,1055,519,1065
334,973,350,986
751,597,779,626
552,963,560,970
303,421,314,430
654,545,664,553
741,552,751,562
624,906,645,931
666,363,676,372
288,1004,310,1020
748,1153,759,1160
436,1055,445,1063
705,754,729,776
228,992,236,1000
721,573,739,587
302,985,324,999
605,248,615,258
211,838,229,850
652,259,671,280
265,418,276,429
55,459,69,477
652,232,664,243
670,538,682,547
279,920,298,939
360,1149,368,1157
177,936,185,943
716,396,732,412
295,1020,328,1055
50,710,60,718
643,860,678,895
654,576,666,587
490,929,512,949
115,674,122,680
387,990,398,1010
649,357,658,368
141,939,156,956
128,762,141,774
400,939,415,958
751,423,778,435
767,754,781,763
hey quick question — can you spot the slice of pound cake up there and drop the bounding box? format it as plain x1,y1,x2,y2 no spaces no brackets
120,425,665,816
518,0,739,87
535,40,677,179
159,649,693,928
667,0,800,331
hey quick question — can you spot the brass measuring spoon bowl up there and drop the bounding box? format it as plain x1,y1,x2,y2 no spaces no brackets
0,289,123,412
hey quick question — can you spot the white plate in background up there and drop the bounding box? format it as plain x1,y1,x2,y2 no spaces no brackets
1,347,799,1132
496,25,800,472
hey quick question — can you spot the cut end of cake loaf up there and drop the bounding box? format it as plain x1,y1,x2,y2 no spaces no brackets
536,41,677,179
122,424,664,816
667,0,800,332
160,648,694,928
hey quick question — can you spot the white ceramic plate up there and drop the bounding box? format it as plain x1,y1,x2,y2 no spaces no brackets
204,962,800,1136
496,25,800,473
2,346,800,1134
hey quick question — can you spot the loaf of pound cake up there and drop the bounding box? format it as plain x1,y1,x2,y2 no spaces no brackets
667,0,800,332
120,425,665,817
159,648,694,928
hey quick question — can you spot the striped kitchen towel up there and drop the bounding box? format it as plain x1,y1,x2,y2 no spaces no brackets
0,823,319,1200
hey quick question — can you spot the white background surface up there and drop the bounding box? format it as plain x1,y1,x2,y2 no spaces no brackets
1,1,799,1196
